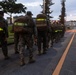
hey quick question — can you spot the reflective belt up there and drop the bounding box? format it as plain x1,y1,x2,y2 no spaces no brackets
55,30,62,32
55,30,58,32
0,28,3,31
14,22,28,26
59,30,62,32
36,19,46,21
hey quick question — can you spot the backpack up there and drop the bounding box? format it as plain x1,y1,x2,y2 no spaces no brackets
36,14,48,31
13,16,33,33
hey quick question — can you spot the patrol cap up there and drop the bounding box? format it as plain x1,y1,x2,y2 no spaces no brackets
26,11,33,15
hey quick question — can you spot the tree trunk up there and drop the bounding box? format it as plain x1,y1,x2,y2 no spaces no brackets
10,14,12,24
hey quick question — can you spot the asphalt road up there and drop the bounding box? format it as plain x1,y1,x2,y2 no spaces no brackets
60,30,76,75
0,29,75,75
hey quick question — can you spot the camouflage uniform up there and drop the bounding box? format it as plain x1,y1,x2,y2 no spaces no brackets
13,11,37,66
47,23,53,47
36,14,51,55
50,22,58,45
18,34,34,65
50,22,63,43
11,23,19,54
0,11,9,59
14,32,19,54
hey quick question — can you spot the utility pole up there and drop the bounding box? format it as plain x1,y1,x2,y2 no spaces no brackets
43,0,46,14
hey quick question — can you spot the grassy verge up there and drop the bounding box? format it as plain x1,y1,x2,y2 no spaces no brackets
7,25,14,44
0,25,14,46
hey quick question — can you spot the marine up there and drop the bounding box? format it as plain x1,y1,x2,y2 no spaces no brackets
13,11,37,66
36,13,51,55
0,10,9,60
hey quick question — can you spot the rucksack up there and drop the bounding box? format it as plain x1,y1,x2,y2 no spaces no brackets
36,14,48,31
13,16,34,33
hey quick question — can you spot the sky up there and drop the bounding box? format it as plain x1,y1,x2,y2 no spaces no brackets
0,0,76,21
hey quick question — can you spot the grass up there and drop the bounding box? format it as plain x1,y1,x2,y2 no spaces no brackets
7,25,14,44
0,25,14,45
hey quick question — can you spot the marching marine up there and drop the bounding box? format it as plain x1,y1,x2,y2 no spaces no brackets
36,13,51,55
13,11,37,66
0,10,9,60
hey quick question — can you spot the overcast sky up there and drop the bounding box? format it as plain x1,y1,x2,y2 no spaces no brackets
0,0,76,21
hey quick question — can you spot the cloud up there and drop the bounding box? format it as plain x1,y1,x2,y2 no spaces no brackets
23,2,42,7
51,0,76,20
65,0,76,20
66,10,76,21
22,1,43,17
66,16,76,21
2,0,76,21
51,0,61,20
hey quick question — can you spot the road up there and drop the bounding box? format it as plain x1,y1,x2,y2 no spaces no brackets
0,28,76,75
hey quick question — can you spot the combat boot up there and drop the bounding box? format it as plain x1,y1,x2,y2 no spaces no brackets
51,41,53,47
38,49,42,55
43,48,47,54
29,57,36,64
14,46,19,54
4,56,10,60
20,58,25,66
15,51,19,54
38,51,42,55
43,51,46,54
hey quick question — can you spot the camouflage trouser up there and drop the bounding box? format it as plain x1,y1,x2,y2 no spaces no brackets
0,34,8,57
18,34,33,62
14,33,19,52
37,31,47,53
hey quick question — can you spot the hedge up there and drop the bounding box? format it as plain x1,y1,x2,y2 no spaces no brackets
8,25,14,44
0,25,14,45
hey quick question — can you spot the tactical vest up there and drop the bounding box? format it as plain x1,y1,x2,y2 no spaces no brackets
13,16,33,33
36,14,47,31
